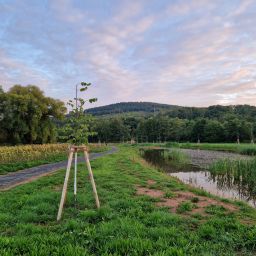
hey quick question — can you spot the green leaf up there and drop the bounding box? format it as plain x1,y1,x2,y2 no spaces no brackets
89,98,97,103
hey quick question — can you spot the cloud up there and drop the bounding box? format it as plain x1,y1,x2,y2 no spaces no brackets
0,49,50,91
71,1,156,102
50,0,85,23
0,0,256,106
229,0,254,17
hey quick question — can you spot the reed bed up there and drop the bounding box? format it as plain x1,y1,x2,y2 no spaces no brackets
209,158,256,176
209,158,256,199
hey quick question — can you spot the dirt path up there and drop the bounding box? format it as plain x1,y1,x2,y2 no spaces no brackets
170,148,250,168
0,146,117,191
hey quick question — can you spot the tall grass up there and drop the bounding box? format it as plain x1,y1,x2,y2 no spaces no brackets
0,144,69,164
0,144,109,174
141,148,191,172
165,149,191,166
165,142,256,156
210,158,256,174
209,158,256,199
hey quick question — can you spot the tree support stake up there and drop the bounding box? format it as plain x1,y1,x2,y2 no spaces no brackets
57,146,100,221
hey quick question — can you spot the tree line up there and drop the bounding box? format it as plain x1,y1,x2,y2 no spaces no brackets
1,85,256,145
90,115,256,143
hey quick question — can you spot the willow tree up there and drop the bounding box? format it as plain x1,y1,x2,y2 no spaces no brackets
0,85,66,144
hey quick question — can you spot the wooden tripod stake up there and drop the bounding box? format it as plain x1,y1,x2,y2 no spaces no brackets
57,146,100,221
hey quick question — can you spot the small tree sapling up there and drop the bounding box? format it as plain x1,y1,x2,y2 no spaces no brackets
60,82,97,145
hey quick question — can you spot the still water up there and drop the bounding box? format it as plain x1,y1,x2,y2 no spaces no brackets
141,148,256,207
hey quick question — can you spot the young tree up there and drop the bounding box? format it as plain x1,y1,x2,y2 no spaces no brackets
59,82,97,145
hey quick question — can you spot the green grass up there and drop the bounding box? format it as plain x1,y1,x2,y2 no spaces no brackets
209,158,256,176
0,145,256,255
165,142,256,156
176,201,194,214
0,145,110,175
209,158,256,201
0,154,67,175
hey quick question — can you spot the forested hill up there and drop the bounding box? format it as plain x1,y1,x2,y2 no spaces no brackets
86,102,179,116
87,102,256,121
87,103,256,143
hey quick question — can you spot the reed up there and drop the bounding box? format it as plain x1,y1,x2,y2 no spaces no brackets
165,149,190,166
209,158,256,200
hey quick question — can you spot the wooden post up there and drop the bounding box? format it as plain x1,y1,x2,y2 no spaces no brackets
57,145,100,221
74,151,77,196
57,149,74,221
84,150,100,208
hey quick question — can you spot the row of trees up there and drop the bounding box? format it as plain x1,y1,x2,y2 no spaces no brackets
1,85,255,145
90,116,256,143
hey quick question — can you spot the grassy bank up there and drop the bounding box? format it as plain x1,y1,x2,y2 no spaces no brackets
165,142,256,156
0,145,255,255
0,144,109,175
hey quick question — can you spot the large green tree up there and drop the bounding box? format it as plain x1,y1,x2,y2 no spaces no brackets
0,85,66,144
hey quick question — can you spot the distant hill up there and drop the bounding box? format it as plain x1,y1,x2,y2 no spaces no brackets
86,102,256,122
86,102,179,116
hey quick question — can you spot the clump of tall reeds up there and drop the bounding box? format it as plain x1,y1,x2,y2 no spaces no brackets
209,158,256,198
165,149,190,166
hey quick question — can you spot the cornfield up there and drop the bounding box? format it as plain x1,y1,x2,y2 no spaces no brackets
0,144,69,164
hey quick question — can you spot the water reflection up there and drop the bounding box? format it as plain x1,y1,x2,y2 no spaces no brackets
140,148,256,207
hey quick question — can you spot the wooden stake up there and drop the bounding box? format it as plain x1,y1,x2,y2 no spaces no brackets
84,150,100,208
74,151,77,196
57,145,100,221
57,149,74,221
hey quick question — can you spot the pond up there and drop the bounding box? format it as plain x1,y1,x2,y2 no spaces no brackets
140,148,256,208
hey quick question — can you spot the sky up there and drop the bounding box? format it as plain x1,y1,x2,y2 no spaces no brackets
0,0,256,107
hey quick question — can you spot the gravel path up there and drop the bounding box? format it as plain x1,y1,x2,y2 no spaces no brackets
0,146,117,191
169,148,250,168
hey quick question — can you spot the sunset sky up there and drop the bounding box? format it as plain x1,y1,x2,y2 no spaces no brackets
1,0,256,107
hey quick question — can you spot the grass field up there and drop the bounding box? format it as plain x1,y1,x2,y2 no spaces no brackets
0,145,255,255
165,142,256,155
0,144,109,175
